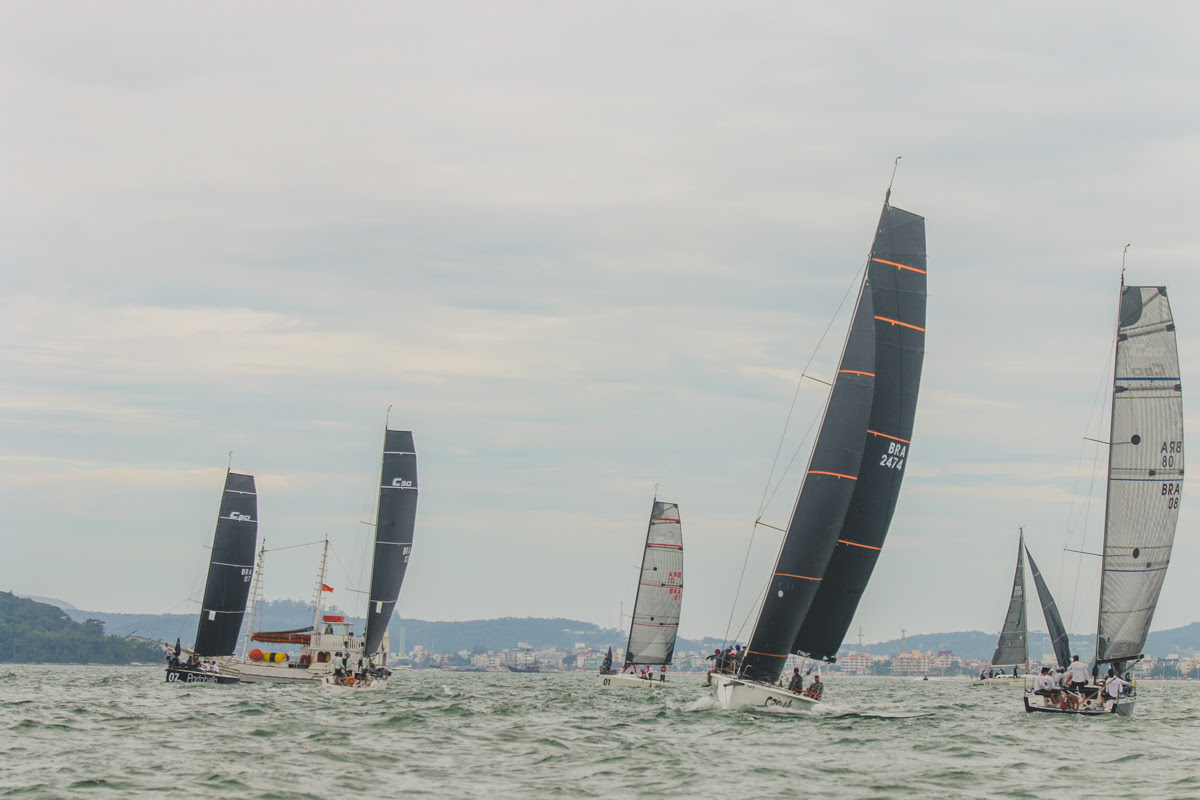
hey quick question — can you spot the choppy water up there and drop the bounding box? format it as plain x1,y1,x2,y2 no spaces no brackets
3,667,1200,799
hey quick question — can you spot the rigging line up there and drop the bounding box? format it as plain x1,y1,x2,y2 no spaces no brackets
263,539,327,553
756,260,867,520
721,518,761,647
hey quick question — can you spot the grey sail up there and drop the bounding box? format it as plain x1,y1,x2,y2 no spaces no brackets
193,472,258,657
1026,544,1070,669
740,270,877,684
792,204,928,661
363,429,418,660
624,501,683,666
990,533,1028,668
1096,285,1183,669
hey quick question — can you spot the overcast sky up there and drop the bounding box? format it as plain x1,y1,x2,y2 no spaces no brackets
3,2,1200,645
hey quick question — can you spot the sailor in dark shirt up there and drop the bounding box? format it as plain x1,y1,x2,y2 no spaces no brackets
786,667,804,693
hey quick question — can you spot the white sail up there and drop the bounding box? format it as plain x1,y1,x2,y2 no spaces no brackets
1097,285,1183,666
625,502,683,665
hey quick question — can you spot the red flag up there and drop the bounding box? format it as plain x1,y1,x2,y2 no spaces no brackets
321,584,334,593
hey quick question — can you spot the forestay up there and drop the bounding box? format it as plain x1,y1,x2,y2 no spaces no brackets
363,429,419,659
194,472,258,657
1097,285,1183,667
625,502,683,665
991,535,1028,668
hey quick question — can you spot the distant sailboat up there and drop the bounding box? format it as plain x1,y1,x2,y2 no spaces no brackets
1026,283,1183,716
166,471,257,685
599,501,683,688
973,529,1068,688
713,196,927,713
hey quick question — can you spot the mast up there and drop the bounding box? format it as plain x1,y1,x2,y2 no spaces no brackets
792,202,928,661
240,539,267,659
310,538,330,634
1093,281,1123,667
1094,283,1183,672
624,501,683,666
194,471,259,657
362,429,419,661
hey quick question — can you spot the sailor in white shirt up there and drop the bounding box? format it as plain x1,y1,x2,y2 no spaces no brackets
1032,668,1056,703
1104,671,1130,699
1064,655,1091,692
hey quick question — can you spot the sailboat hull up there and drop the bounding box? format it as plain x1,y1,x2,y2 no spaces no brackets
712,673,820,713
321,674,389,692
597,673,667,688
165,666,240,685
1023,691,1136,717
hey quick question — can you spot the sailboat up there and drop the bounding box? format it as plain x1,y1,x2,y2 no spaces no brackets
598,501,683,688
973,529,1069,687
1025,283,1183,717
322,427,418,691
712,195,927,712
166,470,257,685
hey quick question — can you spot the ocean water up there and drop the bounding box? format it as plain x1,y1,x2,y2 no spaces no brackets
3,667,1199,799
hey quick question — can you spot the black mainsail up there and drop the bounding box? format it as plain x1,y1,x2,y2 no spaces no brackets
740,234,879,683
990,532,1029,668
1026,544,1070,669
362,429,418,660
624,501,683,666
194,471,258,657
791,204,927,661
1095,285,1183,672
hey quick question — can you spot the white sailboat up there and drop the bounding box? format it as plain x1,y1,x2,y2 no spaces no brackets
598,501,683,688
1024,282,1183,717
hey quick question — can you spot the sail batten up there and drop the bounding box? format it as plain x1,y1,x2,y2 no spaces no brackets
194,472,258,657
363,429,418,659
1096,286,1183,668
625,502,683,666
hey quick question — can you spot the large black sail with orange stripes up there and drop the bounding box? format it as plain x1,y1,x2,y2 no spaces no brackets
792,204,927,661
740,277,877,683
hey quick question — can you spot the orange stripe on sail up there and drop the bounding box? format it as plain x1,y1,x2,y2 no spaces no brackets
747,649,789,658
838,369,875,377
838,539,882,551
868,430,911,444
808,470,857,480
875,316,926,332
775,572,821,581
871,257,926,274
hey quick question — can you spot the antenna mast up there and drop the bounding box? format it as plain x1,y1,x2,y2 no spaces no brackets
885,156,901,205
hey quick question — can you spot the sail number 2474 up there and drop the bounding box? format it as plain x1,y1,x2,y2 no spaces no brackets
879,442,907,471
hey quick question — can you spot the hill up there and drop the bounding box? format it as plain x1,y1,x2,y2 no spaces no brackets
0,592,159,664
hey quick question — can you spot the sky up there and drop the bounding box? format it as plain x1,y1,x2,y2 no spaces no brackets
3,2,1200,645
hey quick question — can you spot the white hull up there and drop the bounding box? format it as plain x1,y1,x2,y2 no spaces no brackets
597,673,667,688
1024,690,1136,717
219,659,327,685
712,673,820,713
970,675,1035,688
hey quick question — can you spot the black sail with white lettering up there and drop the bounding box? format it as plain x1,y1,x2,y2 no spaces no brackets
363,429,418,659
740,277,876,684
991,533,1028,668
193,472,258,657
1096,285,1183,670
1026,545,1070,669
625,501,683,665
793,204,927,660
